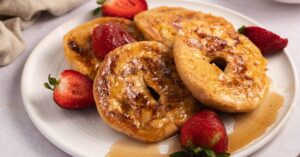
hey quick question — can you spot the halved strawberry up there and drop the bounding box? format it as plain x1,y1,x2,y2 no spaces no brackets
92,23,136,60
170,109,230,157
44,70,95,109
97,0,148,19
238,26,288,56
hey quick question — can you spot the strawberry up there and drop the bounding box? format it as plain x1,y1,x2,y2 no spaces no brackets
170,110,229,157
44,70,95,109
95,0,148,19
92,23,136,60
238,26,288,56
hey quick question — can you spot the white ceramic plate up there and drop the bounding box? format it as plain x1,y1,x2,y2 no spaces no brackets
273,0,300,4
21,0,298,156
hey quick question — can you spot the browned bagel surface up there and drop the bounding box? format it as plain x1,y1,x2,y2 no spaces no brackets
173,20,269,112
93,41,198,142
63,17,143,79
134,6,235,48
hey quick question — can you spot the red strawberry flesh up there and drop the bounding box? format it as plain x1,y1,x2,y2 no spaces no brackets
53,70,94,109
102,0,148,19
92,23,136,60
180,109,228,153
240,26,288,55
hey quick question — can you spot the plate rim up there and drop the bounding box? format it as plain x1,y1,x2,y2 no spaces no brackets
20,0,299,156
273,0,300,4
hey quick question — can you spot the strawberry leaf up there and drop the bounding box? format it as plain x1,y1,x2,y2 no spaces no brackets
48,74,59,86
93,7,102,16
170,147,230,157
238,26,246,34
96,0,105,4
192,147,202,155
203,148,216,157
186,146,202,156
44,82,53,91
169,151,190,157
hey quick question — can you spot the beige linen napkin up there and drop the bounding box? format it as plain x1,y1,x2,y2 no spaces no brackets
0,0,88,66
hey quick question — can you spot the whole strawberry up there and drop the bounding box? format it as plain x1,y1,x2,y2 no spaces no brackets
238,26,288,56
94,0,148,19
44,70,95,109
92,23,136,60
170,109,229,157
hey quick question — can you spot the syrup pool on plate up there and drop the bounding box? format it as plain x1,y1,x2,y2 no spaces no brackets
228,92,284,153
107,92,284,156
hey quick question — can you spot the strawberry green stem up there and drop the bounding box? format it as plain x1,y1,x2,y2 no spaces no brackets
44,82,54,91
93,7,102,16
96,0,105,4
44,74,59,91
238,25,246,34
170,146,230,157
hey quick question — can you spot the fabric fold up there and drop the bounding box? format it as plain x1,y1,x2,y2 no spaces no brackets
0,0,88,66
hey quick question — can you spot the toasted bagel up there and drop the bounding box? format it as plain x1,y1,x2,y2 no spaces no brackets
93,41,198,142
134,6,234,48
63,17,143,79
173,20,269,113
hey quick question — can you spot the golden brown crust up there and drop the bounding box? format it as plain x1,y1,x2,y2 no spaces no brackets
63,17,143,79
134,6,235,49
93,41,198,142
173,20,269,113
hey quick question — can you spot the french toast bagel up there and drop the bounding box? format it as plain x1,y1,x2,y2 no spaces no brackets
134,6,234,49
173,20,269,113
93,41,198,142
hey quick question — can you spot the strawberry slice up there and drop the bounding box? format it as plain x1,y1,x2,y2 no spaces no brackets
92,23,136,60
170,109,230,157
99,0,148,19
44,70,95,109
238,26,288,56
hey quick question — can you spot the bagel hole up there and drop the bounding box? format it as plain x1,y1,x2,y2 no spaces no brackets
147,85,160,101
210,57,227,71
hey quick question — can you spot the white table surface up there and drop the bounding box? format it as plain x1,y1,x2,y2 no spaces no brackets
1,0,299,156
